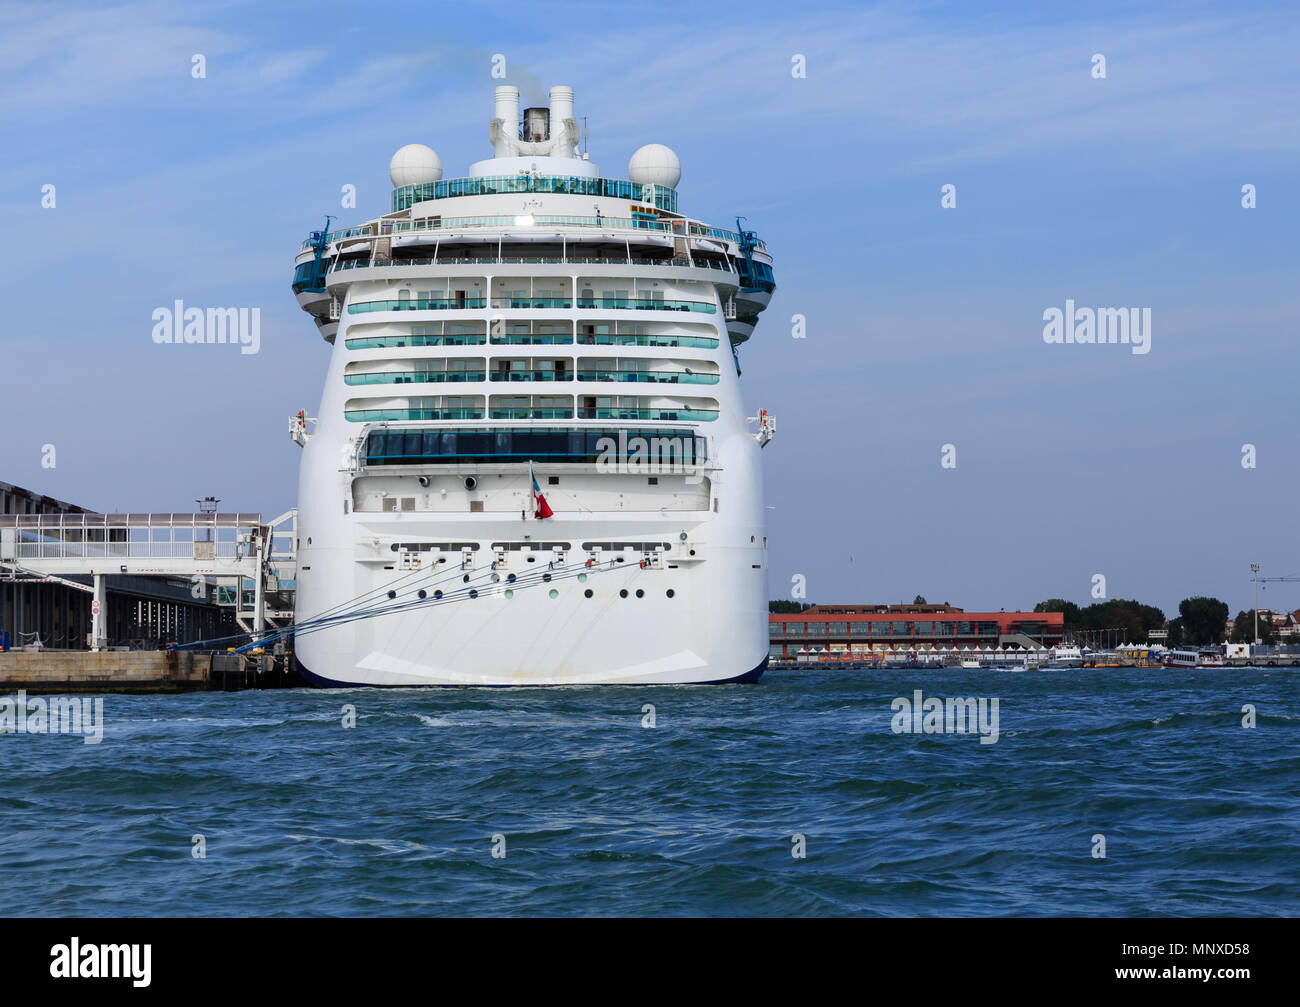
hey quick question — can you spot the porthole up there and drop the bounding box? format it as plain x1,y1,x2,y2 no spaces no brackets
549,589,559,599
504,589,514,599
584,589,593,598
387,590,396,599
619,589,628,598
462,574,470,583
418,589,427,599
469,589,479,599
507,573,517,583
434,589,443,600
543,573,552,582
635,589,644,598
666,589,675,598
577,573,587,583
391,543,399,552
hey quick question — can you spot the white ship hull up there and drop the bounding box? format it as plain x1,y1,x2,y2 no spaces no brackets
294,432,770,687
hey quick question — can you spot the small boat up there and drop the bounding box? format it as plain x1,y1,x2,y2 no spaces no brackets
1166,647,1225,668
1048,644,1083,668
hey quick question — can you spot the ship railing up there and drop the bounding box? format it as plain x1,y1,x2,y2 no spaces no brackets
307,220,764,254
575,370,720,384
326,255,736,274
489,371,570,382
344,371,487,385
574,297,716,314
347,297,489,314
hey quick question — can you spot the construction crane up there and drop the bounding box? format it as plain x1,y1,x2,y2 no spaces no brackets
1248,566,1300,645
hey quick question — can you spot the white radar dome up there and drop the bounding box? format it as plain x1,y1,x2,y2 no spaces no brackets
628,144,681,189
389,144,442,188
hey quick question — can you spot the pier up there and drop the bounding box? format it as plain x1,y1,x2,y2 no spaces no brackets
0,649,297,692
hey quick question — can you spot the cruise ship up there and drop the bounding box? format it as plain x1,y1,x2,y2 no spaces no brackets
289,85,776,686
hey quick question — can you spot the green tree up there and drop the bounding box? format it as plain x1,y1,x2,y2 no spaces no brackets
1166,617,1184,647
1178,596,1229,645
769,600,814,614
913,595,927,605
1034,599,1082,631
1230,610,1276,644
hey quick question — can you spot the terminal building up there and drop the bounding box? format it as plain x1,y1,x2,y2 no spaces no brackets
1,479,237,650
769,603,1065,660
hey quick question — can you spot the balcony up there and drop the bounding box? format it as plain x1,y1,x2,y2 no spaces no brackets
344,370,486,386
576,332,719,349
489,407,575,419
489,297,573,310
489,370,571,382
344,408,485,422
576,297,716,314
345,333,487,349
576,369,719,384
348,297,487,314
576,407,718,422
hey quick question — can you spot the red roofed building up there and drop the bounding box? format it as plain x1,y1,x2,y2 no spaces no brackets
769,604,1064,660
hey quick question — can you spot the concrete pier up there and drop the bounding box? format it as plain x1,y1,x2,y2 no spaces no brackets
0,651,300,692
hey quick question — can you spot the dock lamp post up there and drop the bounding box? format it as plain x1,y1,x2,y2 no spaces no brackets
1251,564,1260,647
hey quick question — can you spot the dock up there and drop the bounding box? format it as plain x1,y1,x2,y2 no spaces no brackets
0,649,298,693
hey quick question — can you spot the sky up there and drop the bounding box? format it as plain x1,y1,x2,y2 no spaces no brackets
1,0,1296,619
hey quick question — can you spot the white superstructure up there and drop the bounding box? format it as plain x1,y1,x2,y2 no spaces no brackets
289,85,776,686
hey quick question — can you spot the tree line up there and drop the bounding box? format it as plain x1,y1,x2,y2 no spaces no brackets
1033,596,1240,646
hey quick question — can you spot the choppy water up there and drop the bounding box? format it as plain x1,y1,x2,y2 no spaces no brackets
2,666,1297,916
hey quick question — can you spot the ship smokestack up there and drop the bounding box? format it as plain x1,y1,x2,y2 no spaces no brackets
492,85,520,155
549,86,576,157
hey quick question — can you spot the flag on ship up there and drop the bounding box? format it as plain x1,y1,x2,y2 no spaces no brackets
530,461,554,519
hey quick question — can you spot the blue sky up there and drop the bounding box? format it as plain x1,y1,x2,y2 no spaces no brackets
1,0,1297,618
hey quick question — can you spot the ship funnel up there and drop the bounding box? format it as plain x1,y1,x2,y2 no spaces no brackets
549,86,574,125
492,86,520,155
549,86,577,157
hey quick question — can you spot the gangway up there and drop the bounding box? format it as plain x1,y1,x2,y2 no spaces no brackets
0,510,297,651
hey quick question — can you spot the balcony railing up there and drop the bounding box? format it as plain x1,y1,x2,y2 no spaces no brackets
576,297,716,313
576,407,718,421
345,334,487,349
488,408,575,419
489,333,574,345
577,334,719,348
576,370,719,384
489,370,571,382
344,408,485,422
344,371,486,385
490,297,573,310
347,297,488,314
